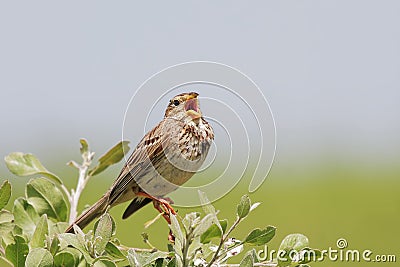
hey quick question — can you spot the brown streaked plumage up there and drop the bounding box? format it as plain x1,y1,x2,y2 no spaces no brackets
65,92,214,233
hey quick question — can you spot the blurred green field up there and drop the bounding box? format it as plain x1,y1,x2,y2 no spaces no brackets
1,159,399,266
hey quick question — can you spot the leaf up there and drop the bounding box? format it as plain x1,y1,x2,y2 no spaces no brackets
0,180,11,210
127,248,147,267
49,235,60,255
192,213,215,237
89,141,130,176
93,258,117,267
279,234,309,252
49,222,69,235
2,230,15,247
30,214,49,249
58,233,94,264
26,177,68,222
278,234,309,267
105,242,125,259
25,248,54,267
187,237,202,258
0,210,14,238
250,202,261,212
94,213,113,255
239,251,254,267
143,251,170,265
182,212,200,232
169,214,184,247
237,195,251,219
200,219,228,243
54,247,81,267
198,190,221,231
242,226,276,246
13,197,39,237
5,235,29,267
80,138,89,157
5,152,62,184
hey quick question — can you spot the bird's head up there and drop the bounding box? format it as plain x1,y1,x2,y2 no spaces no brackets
165,92,202,122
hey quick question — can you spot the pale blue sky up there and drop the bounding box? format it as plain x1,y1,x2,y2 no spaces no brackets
0,1,399,176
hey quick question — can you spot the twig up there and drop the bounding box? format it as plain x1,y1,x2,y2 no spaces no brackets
207,217,242,267
68,152,94,224
117,244,160,253
60,183,71,201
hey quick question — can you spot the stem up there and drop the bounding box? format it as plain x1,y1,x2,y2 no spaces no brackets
60,184,71,202
68,152,94,224
207,217,242,267
117,244,159,253
182,231,193,267
217,242,243,263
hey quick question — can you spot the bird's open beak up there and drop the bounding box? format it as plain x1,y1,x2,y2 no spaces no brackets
185,98,202,119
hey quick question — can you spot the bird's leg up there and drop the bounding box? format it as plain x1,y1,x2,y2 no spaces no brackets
136,192,176,242
136,192,176,222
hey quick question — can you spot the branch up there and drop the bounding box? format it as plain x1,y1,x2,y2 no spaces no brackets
67,152,94,224
207,216,242,267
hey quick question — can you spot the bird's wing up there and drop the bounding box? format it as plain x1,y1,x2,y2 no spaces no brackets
108,121,170,205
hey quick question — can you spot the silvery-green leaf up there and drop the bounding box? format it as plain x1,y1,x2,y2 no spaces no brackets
49,235,60,255
192,213,214,237
127,248,146,267
13,197,39,237
26,177,68,222
198,190,221,231
94,213,113,255
0,180,11,210
0,210,14,238
54,247,81,267
187,236,202,258
30,214,49,249
105,242,125,259
89,141,130,176
80,139,89,158
237,195,251,219
93,258,117,267
58,233,94,264
279,234,309,252
5,152,62,184
250,202,261,212
200,219,228,243
169,214,184,245
278,234,309,266
239,251,254,267
49,222,69,235
182,212,200,232
143,251,170,265
25,248,53,267
5,235,29,267
242,226,276,245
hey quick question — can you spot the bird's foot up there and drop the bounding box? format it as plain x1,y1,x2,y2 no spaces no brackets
136,192,176,222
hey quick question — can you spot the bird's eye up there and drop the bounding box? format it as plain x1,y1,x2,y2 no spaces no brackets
173,100,180,106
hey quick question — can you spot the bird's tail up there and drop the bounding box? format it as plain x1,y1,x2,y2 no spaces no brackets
65,195,109,233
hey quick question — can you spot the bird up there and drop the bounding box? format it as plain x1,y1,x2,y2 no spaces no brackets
65,92,214,233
